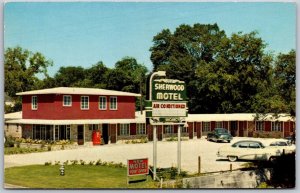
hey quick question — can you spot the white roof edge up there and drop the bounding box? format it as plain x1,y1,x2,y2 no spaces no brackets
5,118,144,125
16,87,141,97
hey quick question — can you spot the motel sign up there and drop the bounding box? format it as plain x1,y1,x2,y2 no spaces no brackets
146,78,187,119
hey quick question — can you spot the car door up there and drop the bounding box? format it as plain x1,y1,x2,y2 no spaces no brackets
236,142,250,160
248,142,265,160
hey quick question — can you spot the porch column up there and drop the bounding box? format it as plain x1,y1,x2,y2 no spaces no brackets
53,125,55,141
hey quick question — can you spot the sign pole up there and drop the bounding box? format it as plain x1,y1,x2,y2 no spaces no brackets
153,125,157,180
149,71,166,181
177,124,181,174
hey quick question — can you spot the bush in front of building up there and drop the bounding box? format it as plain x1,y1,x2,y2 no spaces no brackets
4,136,16,148
253,131,283,138
124,137,148,144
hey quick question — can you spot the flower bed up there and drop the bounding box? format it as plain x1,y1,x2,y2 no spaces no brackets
14,138,78,151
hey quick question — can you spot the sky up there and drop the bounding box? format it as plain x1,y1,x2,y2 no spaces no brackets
4,2,296,77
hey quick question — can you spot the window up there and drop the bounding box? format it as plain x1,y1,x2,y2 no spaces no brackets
137,124,146,135
110,96,117,110
182,126,188,133
238,143,249,148
63,95,72,106
81,96,89,110
164,125,173,134
120,124,129,136
89,124,101,131
54,125,71,140
32,125,54,140
32,96,38,110
216,121,223,128
202,122,210,132
256,121,264,131
99,96,107,110
249,143,261,149
272,122,282,132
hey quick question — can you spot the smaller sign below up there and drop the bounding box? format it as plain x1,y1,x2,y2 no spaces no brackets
152,101,187,117
127,158,149,176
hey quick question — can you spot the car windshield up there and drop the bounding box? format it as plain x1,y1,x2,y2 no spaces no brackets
215,128,228,134
232,141,265,148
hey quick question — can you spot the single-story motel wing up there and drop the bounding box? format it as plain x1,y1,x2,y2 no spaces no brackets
4,87,295,145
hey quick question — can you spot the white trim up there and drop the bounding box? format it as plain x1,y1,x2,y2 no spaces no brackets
110,96,118,110
31,96,38,110
80,96,89,110
99,96,107,110
63,95,72,107
17,87,141,97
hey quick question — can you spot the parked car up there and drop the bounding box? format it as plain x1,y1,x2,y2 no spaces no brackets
207,128,233,143
217,140,282,162
263,139,296,154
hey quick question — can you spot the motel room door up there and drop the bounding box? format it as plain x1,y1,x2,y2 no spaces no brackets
230,121,238,137
102,124,109,144
77,125,84,145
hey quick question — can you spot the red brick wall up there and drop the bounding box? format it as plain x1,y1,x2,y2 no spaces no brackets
22,94,136,120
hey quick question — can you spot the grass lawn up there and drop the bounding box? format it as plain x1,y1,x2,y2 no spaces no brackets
5,165,159,189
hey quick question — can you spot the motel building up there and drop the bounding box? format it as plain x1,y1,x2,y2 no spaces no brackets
4,87,295,145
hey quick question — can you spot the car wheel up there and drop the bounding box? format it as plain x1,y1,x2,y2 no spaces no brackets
228,156,237,162
227,140,231,143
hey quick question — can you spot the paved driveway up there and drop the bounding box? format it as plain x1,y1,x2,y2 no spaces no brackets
4,137,254,173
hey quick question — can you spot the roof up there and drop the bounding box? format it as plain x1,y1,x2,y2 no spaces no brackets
186,113,294,122
4,111,22,120
16,87,141,97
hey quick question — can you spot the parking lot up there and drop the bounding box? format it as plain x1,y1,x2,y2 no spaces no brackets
4,137,278,173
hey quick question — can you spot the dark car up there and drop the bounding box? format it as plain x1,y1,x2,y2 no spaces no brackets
207,128,233,143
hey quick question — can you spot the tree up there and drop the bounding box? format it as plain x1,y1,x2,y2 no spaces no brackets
193,31,271,113
4,47,53,112
106,57,148,94
54,66,86,87
5,47,53,97
273,50,296,116
85,61,109,88
150,23,226,113
150,24,274,113
106,57,148,111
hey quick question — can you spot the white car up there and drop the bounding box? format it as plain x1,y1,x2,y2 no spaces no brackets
263,139,296,154
217,140,282,162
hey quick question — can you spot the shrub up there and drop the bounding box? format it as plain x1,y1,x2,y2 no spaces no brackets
44,161,52,166
80,160,85,165
95,159,102,165
89,161,95,165
4,136,15,147
71,160,78,165
54,161,61,165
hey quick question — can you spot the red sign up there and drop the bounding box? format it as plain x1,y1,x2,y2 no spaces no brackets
127,158,149,176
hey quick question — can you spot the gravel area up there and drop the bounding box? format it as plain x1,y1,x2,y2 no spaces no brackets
4,137,265,173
